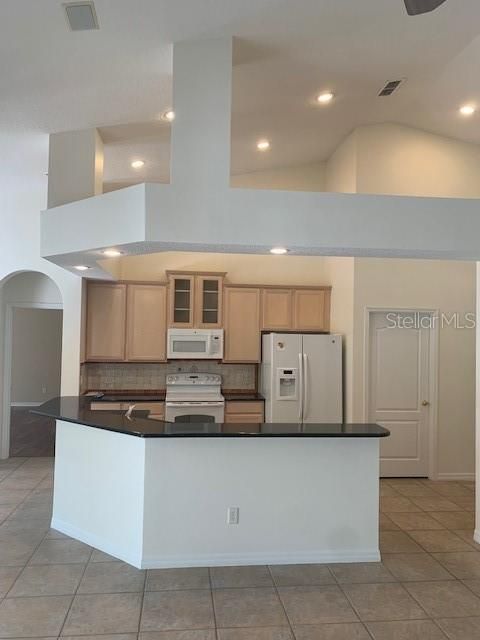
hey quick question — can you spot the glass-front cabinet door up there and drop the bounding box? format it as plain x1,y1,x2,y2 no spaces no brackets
169,275,195,327
195,276,223,328
168,272,224,328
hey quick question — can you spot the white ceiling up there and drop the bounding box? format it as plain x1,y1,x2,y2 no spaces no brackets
3,0,480,184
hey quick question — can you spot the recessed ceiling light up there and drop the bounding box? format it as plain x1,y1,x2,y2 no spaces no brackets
131,160,145,169
459,104,475,116
102,249,123,257
257,139,270,151
74,265,90,271
270,247,289,255
317,91,334,104
162,110,175,122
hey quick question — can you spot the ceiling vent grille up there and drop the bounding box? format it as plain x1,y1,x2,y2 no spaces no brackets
378,80,403,97
64,2,99,31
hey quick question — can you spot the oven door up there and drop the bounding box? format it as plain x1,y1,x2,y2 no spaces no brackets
165,401,225,423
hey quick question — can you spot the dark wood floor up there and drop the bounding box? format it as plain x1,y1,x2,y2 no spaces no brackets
9,407,55,457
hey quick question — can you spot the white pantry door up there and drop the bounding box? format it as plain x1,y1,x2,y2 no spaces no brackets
368,311,432,477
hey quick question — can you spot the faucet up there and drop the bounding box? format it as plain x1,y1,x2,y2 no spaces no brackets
125,404,136,420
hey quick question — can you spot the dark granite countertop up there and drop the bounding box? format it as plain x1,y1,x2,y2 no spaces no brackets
223,392,265,401
84,391,264,402
85,391,167,401
32,397,389,439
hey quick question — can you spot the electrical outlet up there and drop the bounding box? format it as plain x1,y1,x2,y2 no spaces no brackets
227,507,239,525
42,385,47,395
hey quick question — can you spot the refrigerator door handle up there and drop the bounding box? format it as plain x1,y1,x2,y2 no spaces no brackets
298,352,303,421
303,353,308,420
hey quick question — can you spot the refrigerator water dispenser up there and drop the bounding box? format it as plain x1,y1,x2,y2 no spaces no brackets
276,368,298,400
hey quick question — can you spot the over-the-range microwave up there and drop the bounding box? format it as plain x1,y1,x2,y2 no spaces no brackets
167,328,224,359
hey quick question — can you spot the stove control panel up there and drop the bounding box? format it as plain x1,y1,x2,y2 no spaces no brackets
166,373,222,386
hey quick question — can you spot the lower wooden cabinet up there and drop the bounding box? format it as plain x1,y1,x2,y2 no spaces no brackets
90,401,165,419
223,287,261,362
225,401,264,424
126,284,167,361
141,402,165,420
90,402,124,411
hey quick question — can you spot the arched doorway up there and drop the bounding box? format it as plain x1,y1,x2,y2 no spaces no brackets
0,271,63,458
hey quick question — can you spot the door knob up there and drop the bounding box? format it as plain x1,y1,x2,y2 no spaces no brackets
422,400,430,407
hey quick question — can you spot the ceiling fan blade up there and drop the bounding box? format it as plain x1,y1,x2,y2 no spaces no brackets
404,0,447,15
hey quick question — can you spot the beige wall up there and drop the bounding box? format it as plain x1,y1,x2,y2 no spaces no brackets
106,251,332,285
11,308,63,404
352,258,476,478
325,122,480,198
231,162,326,192
323,257,355,421
356,123,480,198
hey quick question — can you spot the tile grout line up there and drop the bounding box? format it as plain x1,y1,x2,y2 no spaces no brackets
207,567,220,640
0,466,477,637
430,617,453,639
0,458,44,524
56,545,94,638
328,567,378,640
379,486,480,626
137,559,148,639
335,576,408,635
266,564,299,639
1,467,55,602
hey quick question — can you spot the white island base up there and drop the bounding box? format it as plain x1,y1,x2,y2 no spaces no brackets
52,420,381,569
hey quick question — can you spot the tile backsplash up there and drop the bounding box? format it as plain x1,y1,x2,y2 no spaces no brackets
80,361,256,392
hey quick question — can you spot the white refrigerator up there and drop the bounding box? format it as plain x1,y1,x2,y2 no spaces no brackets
261,333,343,423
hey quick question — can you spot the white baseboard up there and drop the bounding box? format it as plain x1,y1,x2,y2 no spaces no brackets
140,550,381,569
435,472,475,482
51,517,380,569
51,517,143,569
10,402,43,408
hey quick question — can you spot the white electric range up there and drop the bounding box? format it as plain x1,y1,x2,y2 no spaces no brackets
165,373,225,423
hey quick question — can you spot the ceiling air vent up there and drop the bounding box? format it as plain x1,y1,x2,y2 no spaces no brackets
378,80,403,97
64,2,99,31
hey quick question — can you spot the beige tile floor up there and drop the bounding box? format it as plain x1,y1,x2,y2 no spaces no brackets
0,459,478,639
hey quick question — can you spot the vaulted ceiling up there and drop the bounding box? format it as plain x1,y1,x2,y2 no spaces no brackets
3,0,480,184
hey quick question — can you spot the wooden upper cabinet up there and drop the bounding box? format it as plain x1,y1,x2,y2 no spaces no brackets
86,283,127,361
224,287,261,362
168,272,225,328
168,275,195,327
126,284,167,361
293,288,331,331
194,276,223,328
262,288,293,330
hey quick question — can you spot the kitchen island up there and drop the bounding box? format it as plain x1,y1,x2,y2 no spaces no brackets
33,397,389,569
